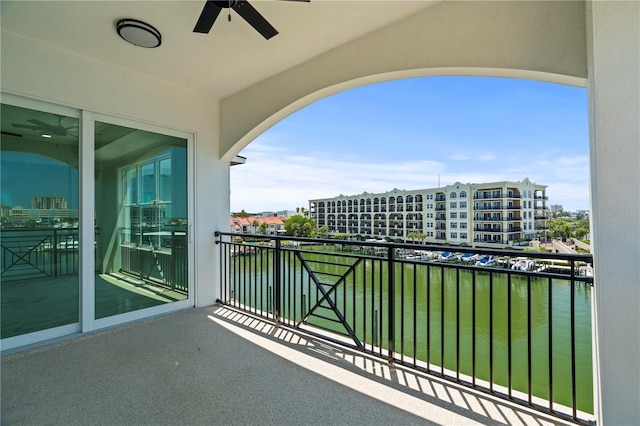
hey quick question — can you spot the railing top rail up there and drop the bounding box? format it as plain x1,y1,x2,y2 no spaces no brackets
214,231,593,263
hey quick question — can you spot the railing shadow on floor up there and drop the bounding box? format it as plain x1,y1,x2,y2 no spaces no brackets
209,305,594,426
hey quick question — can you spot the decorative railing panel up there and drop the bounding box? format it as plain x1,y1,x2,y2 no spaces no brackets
119,229,187,293
1,227,83,281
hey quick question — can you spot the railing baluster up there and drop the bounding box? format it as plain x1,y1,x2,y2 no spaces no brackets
548,276,554,412
401,260,405,364
289,249,294,325
373,310,378,347
53,227,58,276
571,259,577,420
456,267,460,382
363,259,367,351
274,239,281,325
412,263,417,368
388,246,395,363
490,271,494,392
426,263,431,372
527,274,532,405
440,265,445,376
352,263,357,343
508,273,512,398
472,269,476,387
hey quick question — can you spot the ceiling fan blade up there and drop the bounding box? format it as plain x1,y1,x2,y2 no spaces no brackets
194,1,223,33
27,119,56,130
2,130,23,138
233,1,278,40
12,123,40,130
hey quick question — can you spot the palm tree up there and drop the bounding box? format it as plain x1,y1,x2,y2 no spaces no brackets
258,222,268,235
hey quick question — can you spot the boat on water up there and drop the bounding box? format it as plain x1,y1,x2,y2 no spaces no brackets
56,240,79,251
475,255,497,267
438,251,457,261
460,253,479,262
511,257,536,271
579,264,594,277
415,250,437,260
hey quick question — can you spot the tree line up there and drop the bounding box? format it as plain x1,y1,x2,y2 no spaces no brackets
546,217,590,240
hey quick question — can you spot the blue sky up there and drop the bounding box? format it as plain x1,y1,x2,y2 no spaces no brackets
231,76,589,213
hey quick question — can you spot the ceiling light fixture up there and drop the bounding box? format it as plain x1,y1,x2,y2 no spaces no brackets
41,133,52,138
116,19,162,48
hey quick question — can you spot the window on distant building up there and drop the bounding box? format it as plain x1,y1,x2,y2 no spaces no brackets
450,212,457,219
460,212,467,219
460,201,467,208
460,233,468,239
450,192,457,199
460,191,467,198
450,202,457,209
451,232,458,239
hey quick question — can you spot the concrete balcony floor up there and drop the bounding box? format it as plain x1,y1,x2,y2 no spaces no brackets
1,306,577,425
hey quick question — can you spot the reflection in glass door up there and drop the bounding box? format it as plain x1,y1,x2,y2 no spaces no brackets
94,122,188,319
1,103,80,339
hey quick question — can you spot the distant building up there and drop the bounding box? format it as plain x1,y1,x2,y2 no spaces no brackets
575,209,590,219
257,210,296,217
1,196,78,226
31,195,67,210
550,204,563,214
131,204,167,227
230,215,290,235
309,178,548,247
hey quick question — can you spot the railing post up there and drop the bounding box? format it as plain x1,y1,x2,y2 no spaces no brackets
53,227,58,277
274,238,282,326
387,245,395,364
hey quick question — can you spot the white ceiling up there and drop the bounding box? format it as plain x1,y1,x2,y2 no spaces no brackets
1,1,437,99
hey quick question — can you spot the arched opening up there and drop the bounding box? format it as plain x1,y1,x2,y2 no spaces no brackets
229,74,592,416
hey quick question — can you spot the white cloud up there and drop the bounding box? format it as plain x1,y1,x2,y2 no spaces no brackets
450,153,496,162
232,148,590,212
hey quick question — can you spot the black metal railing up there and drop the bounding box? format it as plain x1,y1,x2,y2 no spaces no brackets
215,232,594,423
119,227,188,293
1,227,87,281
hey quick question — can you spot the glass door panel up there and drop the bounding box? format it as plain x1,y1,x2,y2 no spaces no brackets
1,103,80,338
94,121,188,319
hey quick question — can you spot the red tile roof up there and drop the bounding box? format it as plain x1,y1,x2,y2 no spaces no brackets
230,215,290,231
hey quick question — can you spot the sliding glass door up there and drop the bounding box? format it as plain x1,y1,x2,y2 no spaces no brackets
1,103,80,339
1,97,192,349
94,121,189,319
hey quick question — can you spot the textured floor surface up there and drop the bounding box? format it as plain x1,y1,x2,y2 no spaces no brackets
1,305,575,425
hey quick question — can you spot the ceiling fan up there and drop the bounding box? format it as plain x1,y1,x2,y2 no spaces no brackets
193,0,309,40
12,117,78,138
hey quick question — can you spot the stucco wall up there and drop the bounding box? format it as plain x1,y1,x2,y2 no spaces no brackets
220,0,587,159
587,1,640,424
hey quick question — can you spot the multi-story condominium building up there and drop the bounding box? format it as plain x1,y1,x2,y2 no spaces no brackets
549,204,563,214
309,178,548,247
31,195,68,210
